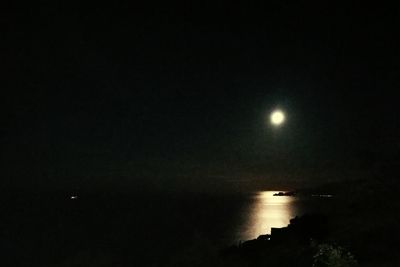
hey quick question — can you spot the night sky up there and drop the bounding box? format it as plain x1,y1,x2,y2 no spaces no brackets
2,2,399,192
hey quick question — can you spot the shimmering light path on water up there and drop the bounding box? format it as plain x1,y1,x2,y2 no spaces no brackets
235,191,299,241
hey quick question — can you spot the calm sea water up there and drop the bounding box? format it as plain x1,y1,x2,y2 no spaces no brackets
134,190,327,246
222,190,327,243
233,191,300,241
2,190,330,265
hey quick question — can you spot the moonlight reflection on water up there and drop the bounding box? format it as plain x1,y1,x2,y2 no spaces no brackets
236,191,299,241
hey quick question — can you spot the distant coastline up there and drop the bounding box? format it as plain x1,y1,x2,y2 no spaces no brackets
273,191,296,196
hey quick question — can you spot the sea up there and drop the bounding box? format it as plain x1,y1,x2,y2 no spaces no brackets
1,190,332,266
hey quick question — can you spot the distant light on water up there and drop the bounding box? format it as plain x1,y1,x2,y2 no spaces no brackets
312,194,333,198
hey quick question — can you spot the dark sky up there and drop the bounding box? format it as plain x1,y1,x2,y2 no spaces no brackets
2,2,400,192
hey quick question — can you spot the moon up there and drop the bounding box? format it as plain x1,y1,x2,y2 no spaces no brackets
270,110,285,126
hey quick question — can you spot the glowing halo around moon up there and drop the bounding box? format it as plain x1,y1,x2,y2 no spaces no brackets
270,110,285,126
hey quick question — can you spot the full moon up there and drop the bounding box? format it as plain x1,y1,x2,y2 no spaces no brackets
270,110,285,126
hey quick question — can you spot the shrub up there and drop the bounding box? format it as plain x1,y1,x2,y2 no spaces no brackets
313,244,358,267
